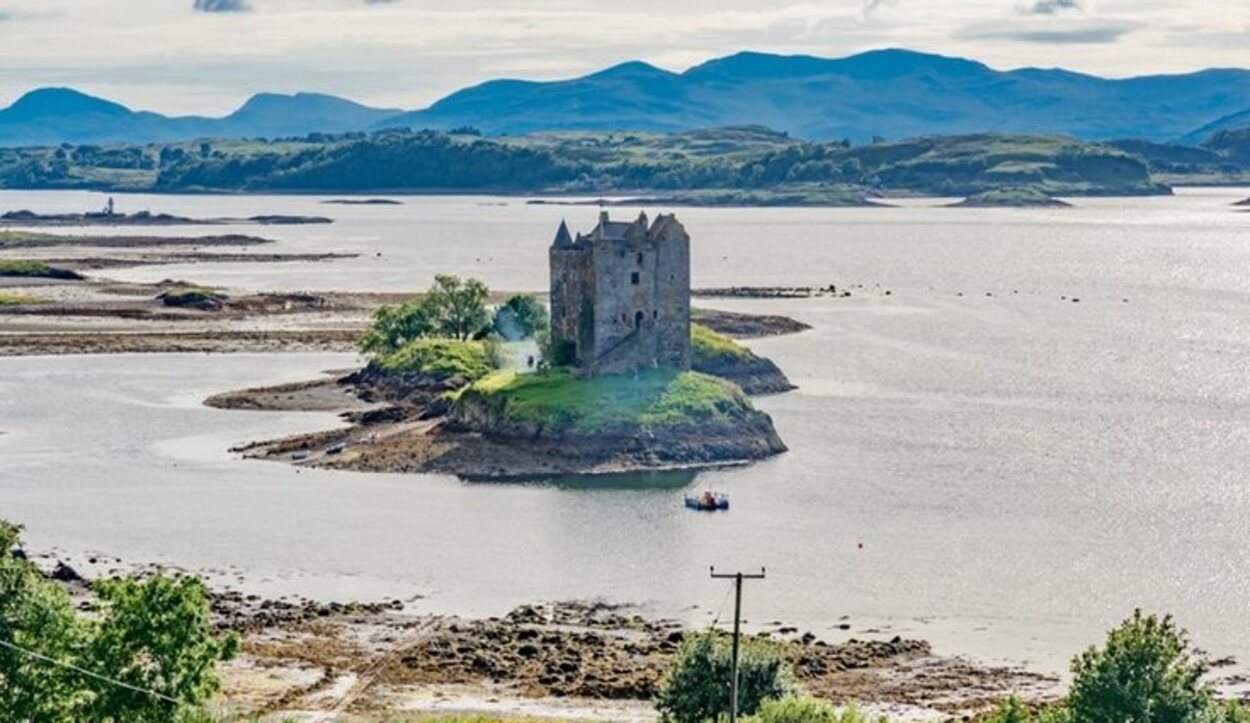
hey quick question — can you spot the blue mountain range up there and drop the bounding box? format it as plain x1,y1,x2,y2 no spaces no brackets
3,49,1249,147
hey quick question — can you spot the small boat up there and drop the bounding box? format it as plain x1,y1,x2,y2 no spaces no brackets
685,491,729,511
291,451,309,462
325,442,347,455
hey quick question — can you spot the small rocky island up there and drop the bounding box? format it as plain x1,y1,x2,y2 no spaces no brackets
951,187,1071,208
0,200,331,227
217,213,797,478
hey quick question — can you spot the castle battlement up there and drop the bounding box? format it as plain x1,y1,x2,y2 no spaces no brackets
549,210,691,376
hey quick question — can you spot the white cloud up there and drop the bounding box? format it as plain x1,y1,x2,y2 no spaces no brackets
0,0,1245,114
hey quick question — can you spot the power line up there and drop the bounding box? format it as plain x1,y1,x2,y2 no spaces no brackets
709,579,735,629
0,638,183,706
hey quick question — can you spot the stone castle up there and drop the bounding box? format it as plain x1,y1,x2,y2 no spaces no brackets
548,210,691,377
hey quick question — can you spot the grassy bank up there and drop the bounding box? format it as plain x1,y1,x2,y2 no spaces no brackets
691,323,752,366
462,368,752,433
373,338,496,379
0,291,45,305
0,260,83,279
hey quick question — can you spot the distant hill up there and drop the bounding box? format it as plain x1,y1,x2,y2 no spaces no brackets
379,49,1250,143
1178,108,1250,145
0,88,399,147
1201,127,1250,166
3,49,1249,147
0,126,1165,200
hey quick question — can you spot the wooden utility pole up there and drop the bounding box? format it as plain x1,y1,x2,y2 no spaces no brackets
710,566,766,723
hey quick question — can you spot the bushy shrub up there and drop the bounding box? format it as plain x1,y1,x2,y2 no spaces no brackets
744,696,887,723
655,630,793,723
1067,610,1211,723
0,520,237,722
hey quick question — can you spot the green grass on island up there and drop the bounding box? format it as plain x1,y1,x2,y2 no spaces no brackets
691,323,752,366
0,291,45,305
461,368,752,433
0,260,83,279
157,286,228,308
373,338,496,380
955,186,1071,207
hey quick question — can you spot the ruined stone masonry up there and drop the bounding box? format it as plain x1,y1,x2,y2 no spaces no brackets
549,210,691,377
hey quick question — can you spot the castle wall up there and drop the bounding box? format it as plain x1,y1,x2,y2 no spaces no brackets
653,222,691,370
548,246,593,366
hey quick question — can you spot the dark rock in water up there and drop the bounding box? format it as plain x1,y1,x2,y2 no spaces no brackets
322,198,403,206
1234,197,1250,207
51,562,83,582
248,215,333,225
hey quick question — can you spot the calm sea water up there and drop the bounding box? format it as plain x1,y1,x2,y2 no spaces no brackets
0,188,1247,673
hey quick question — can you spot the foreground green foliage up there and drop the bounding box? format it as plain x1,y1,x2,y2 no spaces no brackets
744,697,887,723
977,611,1244,723
464,368,752,432
0,520,237,722
656,631,793,723
360,273,491,353
372,339,495,379
1067,610,1211,723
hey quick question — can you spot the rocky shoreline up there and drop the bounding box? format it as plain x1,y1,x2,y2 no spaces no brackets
24,549,1055,719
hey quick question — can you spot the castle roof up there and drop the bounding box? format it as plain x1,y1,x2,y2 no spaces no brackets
594,220,636,241
553,210,679,250
553,219,573,247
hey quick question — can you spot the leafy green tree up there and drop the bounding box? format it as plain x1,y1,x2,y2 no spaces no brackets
655,631,793,723
359,274,493,354
85,574,238,722
492,293,549,339
0,521,87,721
1067,610,1211,723
359,298,438,354
426,274,490,341
0,520,237,722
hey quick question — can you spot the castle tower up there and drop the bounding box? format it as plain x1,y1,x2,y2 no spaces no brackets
548,211,691,377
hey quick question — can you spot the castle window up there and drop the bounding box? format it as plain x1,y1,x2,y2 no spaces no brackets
635,311,644,330
630,272,640,285
636,252,644,264
653,310,658,319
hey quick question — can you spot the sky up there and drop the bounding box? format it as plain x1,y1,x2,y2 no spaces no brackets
0,0,1247,116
